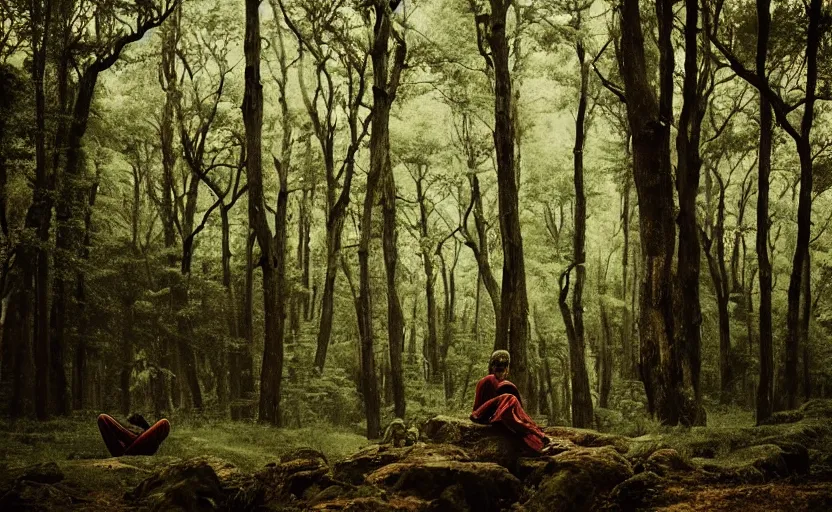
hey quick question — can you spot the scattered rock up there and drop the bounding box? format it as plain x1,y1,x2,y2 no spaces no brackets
543,426,630,454
281,447,329,465
0,480,77,511
16,462,64,485
607,470,663,510
643,448,693,476
758,410,804,425
256,451,332,504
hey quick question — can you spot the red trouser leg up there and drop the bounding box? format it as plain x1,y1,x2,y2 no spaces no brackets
97,414,137,457
124,419,170,456
488,395,546,452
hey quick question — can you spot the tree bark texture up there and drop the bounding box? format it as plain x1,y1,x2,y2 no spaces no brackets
244,0,283,425
755,0,774,424
619,0,689,425
674,0,704,414
486,0,529,399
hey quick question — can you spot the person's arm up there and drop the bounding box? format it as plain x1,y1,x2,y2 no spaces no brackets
471,375,496,411
496,380,523,406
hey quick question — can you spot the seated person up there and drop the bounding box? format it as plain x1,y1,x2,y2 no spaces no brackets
97,413,170,456
470,350,552,453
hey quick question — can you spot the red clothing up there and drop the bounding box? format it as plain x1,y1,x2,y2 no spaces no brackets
98,414,170,456
470,374,546,452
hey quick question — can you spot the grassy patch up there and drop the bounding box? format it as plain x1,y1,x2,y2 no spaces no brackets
0,413,369,473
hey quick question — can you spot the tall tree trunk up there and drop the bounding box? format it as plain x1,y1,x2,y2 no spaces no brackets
619,0,688,425
415,168,439,382
702,174,732,405
27,0,53,421
72,180,97,411
438,243,459,401
533,306,556,425
381,156,406,419
381,13,407,423
557,26,593,428
482,0,529,397
234,232,256,420
245,0,282,425
261,22,294,425
219,205,237,417
755,0,774,424
784,0,820,410
786,143,814,409
461,167,501,349
48,12,73,416
801,254,811,399
675,0,704,416
558,264,593,427
158,11,180,413
358,1,406,438
311,49,366,374
620,174,634,379
599,299,612,409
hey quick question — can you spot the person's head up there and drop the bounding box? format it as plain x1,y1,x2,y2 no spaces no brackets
488,350,510,381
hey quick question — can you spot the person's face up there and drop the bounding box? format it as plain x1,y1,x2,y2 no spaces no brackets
493,364,508,381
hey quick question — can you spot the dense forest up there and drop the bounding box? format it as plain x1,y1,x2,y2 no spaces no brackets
1,0,832,445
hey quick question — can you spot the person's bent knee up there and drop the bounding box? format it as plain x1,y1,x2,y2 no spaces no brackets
154,419,171,437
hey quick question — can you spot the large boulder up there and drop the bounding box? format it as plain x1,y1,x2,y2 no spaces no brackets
422,416,533,471
333,443,470,485
523,446,634,512
692,444,791,483
256,449,334,504
366,460,523,512
126,456,258,511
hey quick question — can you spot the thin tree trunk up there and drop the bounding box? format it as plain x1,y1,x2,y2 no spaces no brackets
755,0,774,423
415,167,439,382
702,172,732,405
621,174,633,379
675,0,705,415
245,0,282,425
801,253,811,399
408,296,417,366
381,153,406,419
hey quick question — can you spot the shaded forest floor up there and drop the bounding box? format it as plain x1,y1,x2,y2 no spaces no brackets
0,405,831,511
